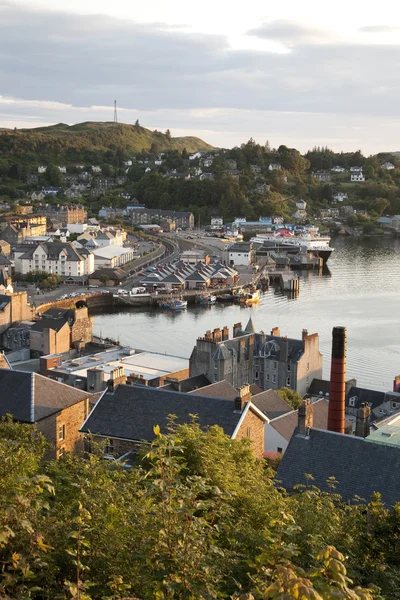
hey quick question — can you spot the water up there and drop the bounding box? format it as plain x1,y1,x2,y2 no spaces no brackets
94,236,400,391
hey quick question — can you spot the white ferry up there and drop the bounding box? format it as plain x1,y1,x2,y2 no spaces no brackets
251,227,334,263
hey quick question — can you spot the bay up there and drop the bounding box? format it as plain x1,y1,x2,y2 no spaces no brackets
93,236,400,391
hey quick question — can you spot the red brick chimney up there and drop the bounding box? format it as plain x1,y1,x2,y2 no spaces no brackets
327,326,346,434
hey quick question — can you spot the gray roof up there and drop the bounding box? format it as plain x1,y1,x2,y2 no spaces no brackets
0,368,89,422
189,380,238,400
81,384,251,441
0,294,11,311
347,386,386,411
19,241,85,262
251,389,292,420
245,317,257,333
276,428,400,506
30,318,68,333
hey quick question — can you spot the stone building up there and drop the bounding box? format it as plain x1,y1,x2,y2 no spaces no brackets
30,306,93,357
0,368,92,459
80,383,268,458
189,319,323,397
0,269,33,335
36,204,88,224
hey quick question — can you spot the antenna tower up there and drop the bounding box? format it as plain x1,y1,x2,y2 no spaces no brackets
113,100,118,125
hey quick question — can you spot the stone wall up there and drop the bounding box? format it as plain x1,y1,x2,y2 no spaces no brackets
71,306,93,346
235,407,265,459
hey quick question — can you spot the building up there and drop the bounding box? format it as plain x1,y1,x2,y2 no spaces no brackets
16,204,33,215
211,216,223,227
351,173,365,182
250,164,262,174
350,167,363,173
382,162,395,170
179,250,209,265
391,216,400,230
36,204,88,224
331,166,346,172
92,245,137,268
268,163,281,171
30,306,93,357
41,346,189,391
228,242,254,266
18,241,94,280
0,368,91,459
313,172,331,182
276,404,400,506
189,321,323,397
0,240,11,256
38,165,47,173
130,208,194,229
333,192,348,203
0,268,33,335
295,200,307,210
80,383,268,459
255,182,270,194
92,165,101,173
0,214,47,238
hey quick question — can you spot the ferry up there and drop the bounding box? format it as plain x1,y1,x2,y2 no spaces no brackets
250,227,334,263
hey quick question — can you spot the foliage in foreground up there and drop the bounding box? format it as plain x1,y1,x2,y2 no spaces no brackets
0,418,398,599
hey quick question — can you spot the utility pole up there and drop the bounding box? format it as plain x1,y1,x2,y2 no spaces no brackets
113,100,118,126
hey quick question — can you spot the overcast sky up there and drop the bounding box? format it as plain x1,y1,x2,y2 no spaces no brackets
2,0,400,153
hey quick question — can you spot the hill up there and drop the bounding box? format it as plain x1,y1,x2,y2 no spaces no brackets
0,121,213,161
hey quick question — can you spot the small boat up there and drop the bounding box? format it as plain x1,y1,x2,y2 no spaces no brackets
199,294,217,306
239,289,261,306
159,298,188,311
216,293,236,303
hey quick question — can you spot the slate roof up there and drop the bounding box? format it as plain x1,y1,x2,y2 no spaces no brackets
42,307,70,320
0,294,11,311
0,368,90,422
0,254,11,265
80,384,259,441
189,379,238,400
276,428,400,506
347,386,386,411
19,242,85,262
30,318,69,333
252,389,292,420
163,374,211,393
308,378,330,396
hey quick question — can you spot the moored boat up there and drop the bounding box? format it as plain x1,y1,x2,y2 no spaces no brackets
199,294,217,306
159,298,187,311
239,288,261,306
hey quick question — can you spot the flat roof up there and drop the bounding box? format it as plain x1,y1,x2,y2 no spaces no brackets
92,246,136,258
50,347,188,381
368,414,400,447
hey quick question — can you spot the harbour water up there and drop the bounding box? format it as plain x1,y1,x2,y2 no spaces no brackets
94,236,400,391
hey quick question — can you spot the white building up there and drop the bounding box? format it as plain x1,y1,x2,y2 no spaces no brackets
382,162,395,170
295,200,307,210
92,165,102,173
351,173,365,182
38,166,47,174
333,192,348,203
269,163,282,171
58,166,67,173
92,245,137,268
19,242,94,279
68,223,88,235
331,166,346,172
123,160,132,167
350,167,363,173
211,216,223,227
154,159,163,166
189,152,202,160
202,157,213,168
228,242,254,266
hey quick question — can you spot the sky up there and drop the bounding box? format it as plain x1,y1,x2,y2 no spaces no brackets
2,0,400,153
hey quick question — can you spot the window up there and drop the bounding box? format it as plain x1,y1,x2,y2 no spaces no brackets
287,364,291,372
272,374,276,384
277,447,283,454
246,427,252,439
105,439,114,455
266,374,270,381
255,371,259,380
286,377,291,386
58,424,65,441
307,362,310,372
349,397,356,407
273,361,277,369
393,403,398,409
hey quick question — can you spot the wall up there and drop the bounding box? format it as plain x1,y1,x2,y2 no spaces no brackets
37,397,89,459
264,423,288,453
30,321,71,356
235,407,265,458
296,334,323,397
70,306,93,346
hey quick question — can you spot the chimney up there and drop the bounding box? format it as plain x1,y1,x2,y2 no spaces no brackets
234,384,251,411
222,325,229,341
280,336,289,362
394,375,400,393
271,326,280,337
302,329,308,341
233,322,242,338
205,330,212,341
298,399,313,435
213,328,222,343
327,326,346,434
355,403,371,438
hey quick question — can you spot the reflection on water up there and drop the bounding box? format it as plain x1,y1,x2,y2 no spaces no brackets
94,236,400,391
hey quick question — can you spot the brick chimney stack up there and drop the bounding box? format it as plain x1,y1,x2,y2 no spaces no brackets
271,326,280,337
233,322,242,337
355,403,371,438
298,399,313,435
302,328,308,341
327,326,347,434
234,384,251,411
222,326,229,341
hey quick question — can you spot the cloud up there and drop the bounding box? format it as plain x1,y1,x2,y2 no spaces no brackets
1,1,400,153
247,20,332,45
359,25,400,33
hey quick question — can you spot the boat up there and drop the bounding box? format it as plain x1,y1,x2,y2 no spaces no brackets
239,288,261,306
159,299,187,311
250,227,334,263
199,294,217,306
216,293,236,303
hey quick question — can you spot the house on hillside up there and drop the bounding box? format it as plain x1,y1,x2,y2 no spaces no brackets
351,173,365,182
0,368,92,459
331,166,346,172
382,162,395,170
80,383,268,458
269,163,281,171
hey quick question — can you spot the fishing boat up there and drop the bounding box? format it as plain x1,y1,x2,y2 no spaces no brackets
239,288,261,306
199,294,217,306
159,298,187,311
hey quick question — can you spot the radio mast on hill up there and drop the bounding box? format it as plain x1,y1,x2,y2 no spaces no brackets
113,100,118,125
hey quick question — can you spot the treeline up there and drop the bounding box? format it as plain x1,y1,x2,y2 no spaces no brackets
1,417,400,599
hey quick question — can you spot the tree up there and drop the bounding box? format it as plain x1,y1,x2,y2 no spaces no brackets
165,129,172,141
99,274,109,286
277,386,303,409
45,163,62,186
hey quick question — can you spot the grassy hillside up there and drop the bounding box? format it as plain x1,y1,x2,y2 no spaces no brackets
0,121,214,162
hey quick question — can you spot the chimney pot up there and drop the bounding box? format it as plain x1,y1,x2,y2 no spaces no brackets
234,384,251,410
302,328,308,341
271,326,280,337
298,399,313,435
355,402,371,438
